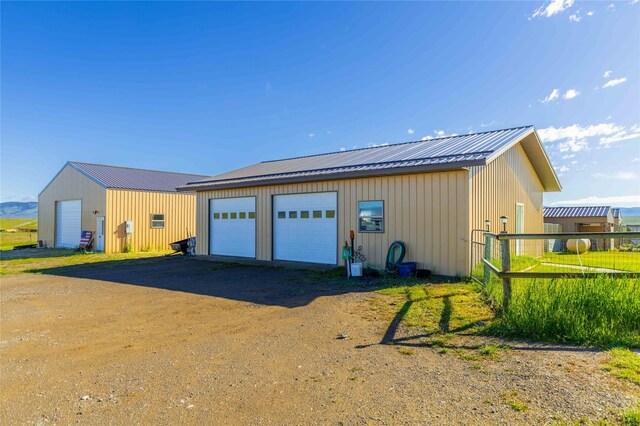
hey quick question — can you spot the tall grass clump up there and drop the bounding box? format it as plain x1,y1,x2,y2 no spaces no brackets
488,275,640,347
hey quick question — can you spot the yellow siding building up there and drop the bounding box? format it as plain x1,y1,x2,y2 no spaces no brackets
38,162,206,253
180,126,561,276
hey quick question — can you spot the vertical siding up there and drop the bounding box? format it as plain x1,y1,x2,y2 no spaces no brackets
37,165,106,248
195,171,470,276
105,189,196,253
469,143,545,260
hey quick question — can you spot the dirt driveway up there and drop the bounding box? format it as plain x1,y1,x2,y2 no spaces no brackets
1,257,636,424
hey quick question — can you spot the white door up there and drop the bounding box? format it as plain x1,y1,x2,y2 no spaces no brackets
96,216,105,252
210,197,256,258
273,192,337,264
55,200,82,248
515,203,524,255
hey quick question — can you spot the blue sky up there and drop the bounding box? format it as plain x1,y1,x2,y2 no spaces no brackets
2,1,639,206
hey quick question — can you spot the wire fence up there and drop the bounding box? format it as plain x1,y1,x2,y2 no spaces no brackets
471,231,640,283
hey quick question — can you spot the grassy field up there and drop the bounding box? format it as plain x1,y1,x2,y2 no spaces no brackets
541,251,640,272
0,218,38,250
0,249,171,275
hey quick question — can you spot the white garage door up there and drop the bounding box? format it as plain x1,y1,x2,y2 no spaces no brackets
210,197,256,258
56,199,82,248
273,192,337,264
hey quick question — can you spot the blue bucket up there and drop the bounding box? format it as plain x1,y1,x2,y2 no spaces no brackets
397,262,417,277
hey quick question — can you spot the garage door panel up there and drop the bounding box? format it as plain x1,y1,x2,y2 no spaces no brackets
210,197,256,258
56,200,81,248
273,193,337,264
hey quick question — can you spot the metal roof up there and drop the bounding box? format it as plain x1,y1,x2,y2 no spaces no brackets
543,206,612,218
612,208,621,218
181,126,557,191
68,162,208,192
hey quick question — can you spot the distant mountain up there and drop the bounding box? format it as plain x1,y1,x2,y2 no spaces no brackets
0,202,38,219
619,207,640,217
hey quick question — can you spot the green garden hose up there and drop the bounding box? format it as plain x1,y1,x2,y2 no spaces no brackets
385,241,406,273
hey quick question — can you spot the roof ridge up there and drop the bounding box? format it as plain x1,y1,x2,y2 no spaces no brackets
69,161,208,177
260,125,534,164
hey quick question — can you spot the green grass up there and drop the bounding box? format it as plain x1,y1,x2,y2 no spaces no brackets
0,231,38,250
621,405,640,426
541,251,640,272
484,274,640,347
0,218,37,230
603,348,640,386
0,249,171,275
0,218,38,250
377,282,494,335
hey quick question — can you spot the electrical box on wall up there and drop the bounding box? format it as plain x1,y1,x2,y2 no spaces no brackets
125,220,134,234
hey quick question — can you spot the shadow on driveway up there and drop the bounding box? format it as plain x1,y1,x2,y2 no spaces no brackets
31,256,376,308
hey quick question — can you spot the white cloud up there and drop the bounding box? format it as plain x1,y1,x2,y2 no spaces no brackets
541,88,560,103
608,3,616,11
569,13,581,22
537,123,624,143
308,133,315,138
602,77,627,88
557,165,570,173
421,136,434,141
586,10,595,16
561,154,575,159
407,128,415,135
550,195,640,207
339,147,346,151
593,171,639,180
368,142,389,148
559,139,589,152
598,125,640,146
563,89,580,99
435,130,445,136
603,70,612,78
531,0,575,18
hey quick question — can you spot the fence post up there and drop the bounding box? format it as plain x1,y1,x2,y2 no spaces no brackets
500,237,512,313
483,233,492,285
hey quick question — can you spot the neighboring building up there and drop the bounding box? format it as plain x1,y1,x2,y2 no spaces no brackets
179,126,561,276
612,208,622,226
38,162,207,252
543,206,615,250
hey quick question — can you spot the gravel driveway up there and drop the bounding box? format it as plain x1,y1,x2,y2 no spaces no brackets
1,257,636,424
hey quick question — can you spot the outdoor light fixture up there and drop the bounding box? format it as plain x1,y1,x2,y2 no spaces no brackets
484,219,491,232
92,210,98,215
500,215,508,233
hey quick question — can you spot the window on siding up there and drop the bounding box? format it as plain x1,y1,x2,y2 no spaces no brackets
239,212,246,219
325,210,336,219
222,212,228,219
300,211,310,219
358,200,384,233
313,210,322,219
289,211,297,219
230,212,237,219
151,214,165,229
213,213,220,220
248,212,256,219
277,211,286,219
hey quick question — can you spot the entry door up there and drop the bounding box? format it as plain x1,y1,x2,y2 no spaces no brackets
273,192,337,264
210,197,256,258
96,216,105,251
515,203,524,255
55,199,81,248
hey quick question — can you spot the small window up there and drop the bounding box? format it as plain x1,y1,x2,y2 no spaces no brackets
222,212,228,219
248,212,256,219
313,210,322,219
300,211,310,219
277,211,286,219
325,210,336,219
239,212,247,219
289,211,297,219
230,212,237,219
213,213,220,220
358,201,384,233
151,214,165,229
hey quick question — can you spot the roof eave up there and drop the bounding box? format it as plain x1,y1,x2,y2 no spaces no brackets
485,128,562,192
177,160,485,192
